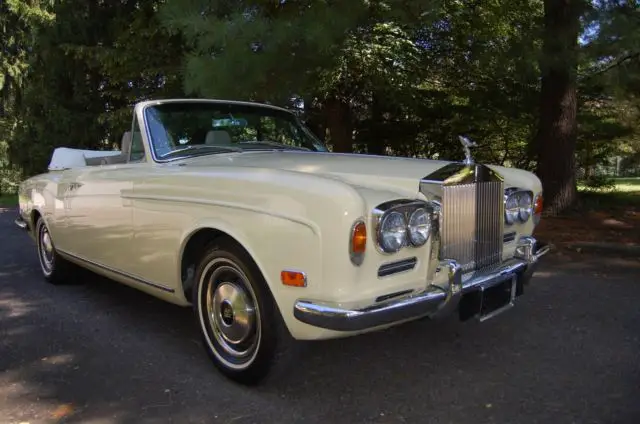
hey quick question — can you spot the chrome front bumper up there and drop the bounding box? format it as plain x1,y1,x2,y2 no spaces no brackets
293,237,550,332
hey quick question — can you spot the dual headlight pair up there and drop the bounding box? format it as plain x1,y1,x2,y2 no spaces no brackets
375,202,432,254
504,189,534,225
367,189,541,260
348,201,433,266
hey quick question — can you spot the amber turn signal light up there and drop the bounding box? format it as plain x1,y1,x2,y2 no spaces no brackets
281,270,307,287
350,220,367,266
534,193,544,215
351,221,367,253
533,193,543,225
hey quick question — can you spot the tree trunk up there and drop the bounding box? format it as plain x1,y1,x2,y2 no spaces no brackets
535,0,586,215
305,117,326,142
303,98,326,142
325,97,353,153
367,94,386,155
0,75,10,117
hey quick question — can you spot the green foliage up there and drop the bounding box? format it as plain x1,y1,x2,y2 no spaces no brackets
581,1,640,93
0,0,636,196
0,0,55,187
574,1,640,183
160,0,549,164
0,0,54,102
8,0,185,175
160,1,437,100
0,194,18,207
0,115,21,195
581,174,617,191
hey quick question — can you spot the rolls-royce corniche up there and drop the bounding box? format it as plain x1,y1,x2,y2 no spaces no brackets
15,99,549,384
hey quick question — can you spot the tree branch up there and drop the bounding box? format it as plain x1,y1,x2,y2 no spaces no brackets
583,51,640,80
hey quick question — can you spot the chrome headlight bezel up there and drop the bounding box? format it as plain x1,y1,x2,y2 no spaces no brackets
372,199,436,254
408,208,431,247
504,188,534,225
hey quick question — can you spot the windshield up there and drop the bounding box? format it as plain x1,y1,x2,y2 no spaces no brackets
144,101,328,160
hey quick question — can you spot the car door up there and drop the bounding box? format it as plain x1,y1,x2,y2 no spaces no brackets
43,169,79,249
62,164,135,272
126,112,183,292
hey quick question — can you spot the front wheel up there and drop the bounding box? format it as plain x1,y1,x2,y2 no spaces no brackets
35,217,76,285
193,240,290,385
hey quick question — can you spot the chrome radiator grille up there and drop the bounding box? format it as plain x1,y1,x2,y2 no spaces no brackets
441,181,504,273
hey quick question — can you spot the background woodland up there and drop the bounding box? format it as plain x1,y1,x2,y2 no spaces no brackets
1,0,639,213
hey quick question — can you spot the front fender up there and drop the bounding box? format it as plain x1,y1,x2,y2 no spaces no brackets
175,212,322,308
19,173,67,242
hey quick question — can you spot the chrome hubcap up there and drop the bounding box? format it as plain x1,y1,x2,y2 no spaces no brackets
39,225,54,272
204,264,259,362
210,281,256,346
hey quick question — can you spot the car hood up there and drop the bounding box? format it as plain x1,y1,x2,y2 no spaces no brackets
177,151,540,197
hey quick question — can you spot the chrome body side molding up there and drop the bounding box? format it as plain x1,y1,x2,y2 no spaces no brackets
58,249,176,293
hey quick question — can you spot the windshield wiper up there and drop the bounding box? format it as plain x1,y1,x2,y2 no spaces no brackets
236,140,311,151
159,144,242,159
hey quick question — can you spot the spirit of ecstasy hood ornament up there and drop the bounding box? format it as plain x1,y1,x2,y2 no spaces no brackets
459,135,476,166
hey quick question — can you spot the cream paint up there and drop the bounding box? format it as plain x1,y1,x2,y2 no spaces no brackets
18,100,543,341
60,166,135,272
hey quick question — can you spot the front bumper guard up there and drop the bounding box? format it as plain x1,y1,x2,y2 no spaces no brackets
14,215,28,231
293,237,550,332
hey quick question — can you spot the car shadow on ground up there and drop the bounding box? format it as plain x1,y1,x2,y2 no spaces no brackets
2,207,640,424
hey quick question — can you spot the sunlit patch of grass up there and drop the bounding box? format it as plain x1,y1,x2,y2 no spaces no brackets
578,177,640,212
613,177,640,193
578,177,640,193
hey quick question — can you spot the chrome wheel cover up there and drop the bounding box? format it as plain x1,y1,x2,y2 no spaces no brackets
198,259,261,370
38,224,54,275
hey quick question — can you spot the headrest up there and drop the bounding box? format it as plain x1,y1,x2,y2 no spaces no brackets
120,131,133,155
205,130,232,146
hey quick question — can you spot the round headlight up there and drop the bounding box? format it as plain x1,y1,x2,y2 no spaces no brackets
408,208,430,246
505,195,519,225
517,192,533,222
378,211,407,253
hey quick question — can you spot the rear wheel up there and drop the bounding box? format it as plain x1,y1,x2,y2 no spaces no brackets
193,239,292,385
35,217,75,285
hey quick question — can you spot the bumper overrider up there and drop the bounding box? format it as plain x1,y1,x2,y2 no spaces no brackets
14,215,29,231
293,236,550,332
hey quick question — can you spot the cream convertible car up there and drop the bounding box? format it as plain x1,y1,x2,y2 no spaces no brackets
16,99,549,384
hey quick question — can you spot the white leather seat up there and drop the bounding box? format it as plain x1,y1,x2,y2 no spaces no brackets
99,131,133,164
83,132,132,166
120,131,133,159
103,131,133,164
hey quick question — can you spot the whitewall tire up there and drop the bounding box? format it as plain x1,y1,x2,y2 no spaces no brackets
35,217,74,285
193,238,291,385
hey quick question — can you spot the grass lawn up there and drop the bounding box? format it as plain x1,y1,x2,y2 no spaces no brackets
535,177,640,250
613,177,640,193
0,194,17,208
579,177,640,210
